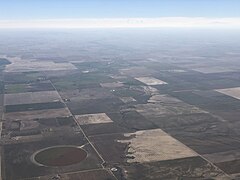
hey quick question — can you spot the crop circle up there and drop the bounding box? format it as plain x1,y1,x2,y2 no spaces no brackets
33,146,87,167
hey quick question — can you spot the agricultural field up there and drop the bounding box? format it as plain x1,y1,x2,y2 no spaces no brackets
1,29,240,179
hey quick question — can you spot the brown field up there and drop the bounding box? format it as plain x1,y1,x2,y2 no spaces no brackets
4,108,71,121
4,91,62,105
59,88,115,100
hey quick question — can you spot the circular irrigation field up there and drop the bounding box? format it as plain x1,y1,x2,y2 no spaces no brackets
33,146,87,167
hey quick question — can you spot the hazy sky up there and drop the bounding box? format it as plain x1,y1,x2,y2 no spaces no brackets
1,0,240,20
0,0,240,28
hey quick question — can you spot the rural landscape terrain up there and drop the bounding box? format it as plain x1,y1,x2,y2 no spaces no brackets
0,29,240,179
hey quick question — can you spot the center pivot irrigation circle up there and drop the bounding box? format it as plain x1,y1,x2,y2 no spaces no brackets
32,146,87,167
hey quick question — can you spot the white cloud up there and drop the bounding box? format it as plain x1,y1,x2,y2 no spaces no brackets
0,17,240,28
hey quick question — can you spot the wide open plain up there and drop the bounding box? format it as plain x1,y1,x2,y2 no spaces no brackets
0,29,240,179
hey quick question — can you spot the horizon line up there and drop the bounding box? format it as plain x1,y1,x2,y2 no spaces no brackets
0,17,240,29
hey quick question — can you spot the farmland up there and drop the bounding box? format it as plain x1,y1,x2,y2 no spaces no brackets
0,29,240,179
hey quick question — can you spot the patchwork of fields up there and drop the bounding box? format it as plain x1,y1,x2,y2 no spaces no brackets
1,30,240,179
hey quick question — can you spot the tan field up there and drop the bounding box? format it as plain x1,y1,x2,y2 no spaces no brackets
75,113,113,125
118,129,197,163
100,82,124,88
5,57,77,72
119,97,136,103
216,87,240,100
135,77,167,85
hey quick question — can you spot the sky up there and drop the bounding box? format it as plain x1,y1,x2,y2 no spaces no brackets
0,0,240,28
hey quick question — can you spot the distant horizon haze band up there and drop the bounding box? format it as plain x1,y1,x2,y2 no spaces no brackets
0,17,240,29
